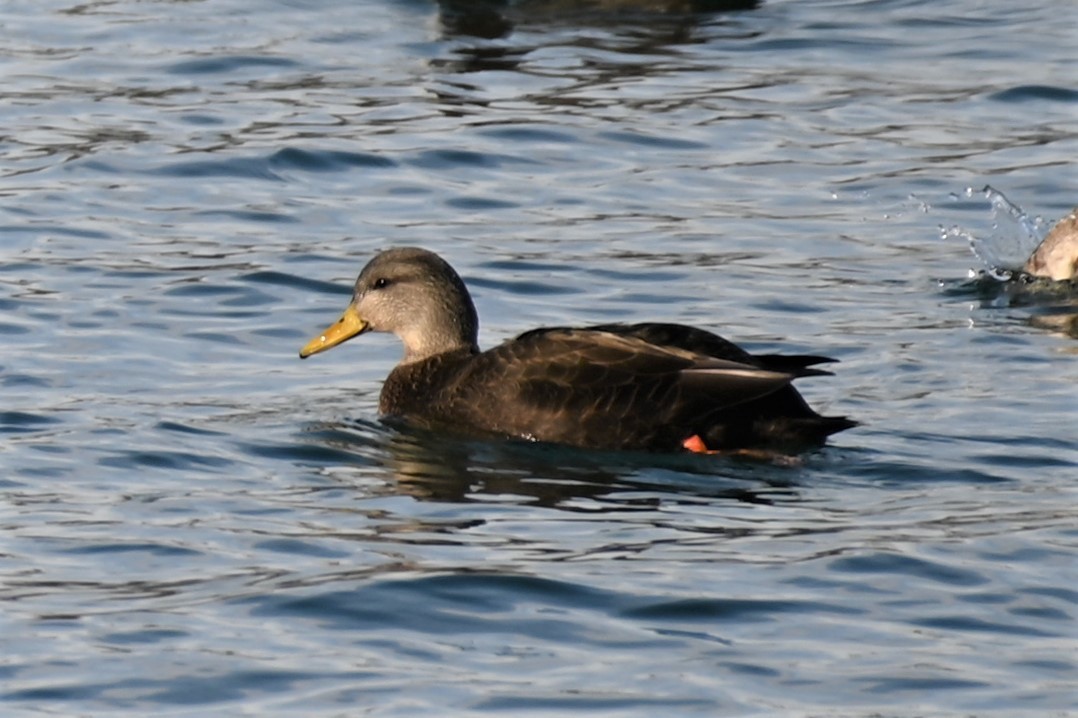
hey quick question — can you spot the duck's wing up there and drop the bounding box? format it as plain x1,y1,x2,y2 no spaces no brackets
579,322,754,363
615,323,856,448
584,322,839,377
498,327,792,406
447,327,794,449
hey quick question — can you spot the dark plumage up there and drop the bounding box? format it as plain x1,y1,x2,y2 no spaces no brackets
300,247,855,453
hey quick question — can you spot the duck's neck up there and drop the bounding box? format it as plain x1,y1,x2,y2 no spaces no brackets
381,347,475,415
397,307,480,364
399,331,479,365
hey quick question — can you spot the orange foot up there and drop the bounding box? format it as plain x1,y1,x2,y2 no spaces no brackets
681,435,803,465
682,434,717,454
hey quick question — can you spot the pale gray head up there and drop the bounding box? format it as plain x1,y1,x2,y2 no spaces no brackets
350,247,480,362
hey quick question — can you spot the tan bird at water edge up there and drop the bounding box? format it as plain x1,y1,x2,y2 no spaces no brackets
299,248,855,454
1024,206,1078,281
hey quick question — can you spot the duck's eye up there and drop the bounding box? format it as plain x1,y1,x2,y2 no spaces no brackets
373,277,391,290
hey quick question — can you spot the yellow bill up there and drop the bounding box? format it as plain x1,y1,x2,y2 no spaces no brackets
299,305,369,358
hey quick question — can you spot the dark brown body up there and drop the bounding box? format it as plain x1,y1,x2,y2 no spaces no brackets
381,322,855,452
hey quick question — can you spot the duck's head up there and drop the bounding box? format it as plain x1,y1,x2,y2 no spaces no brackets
300,247,479,363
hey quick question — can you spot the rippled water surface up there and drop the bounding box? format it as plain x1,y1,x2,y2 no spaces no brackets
2,0,1076,715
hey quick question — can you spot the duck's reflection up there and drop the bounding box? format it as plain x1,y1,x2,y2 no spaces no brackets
1003,268,1077,344
304,418,800,509
438,0,761,39
1029,311,1078,342
947,272,1078,343
432,0,762,77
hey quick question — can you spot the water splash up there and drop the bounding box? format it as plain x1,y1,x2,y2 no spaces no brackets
938,224,993,279
962,186,1048,279
939,188,1078,310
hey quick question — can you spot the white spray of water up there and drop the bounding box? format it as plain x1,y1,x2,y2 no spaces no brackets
962,186,1048,279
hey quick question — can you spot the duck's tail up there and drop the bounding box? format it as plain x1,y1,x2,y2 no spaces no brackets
699,414,857,452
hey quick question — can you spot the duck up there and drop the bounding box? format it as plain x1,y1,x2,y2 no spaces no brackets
299,247,855,454
1023,206,1078,281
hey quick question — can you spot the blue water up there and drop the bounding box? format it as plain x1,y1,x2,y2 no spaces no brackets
1,0,1076,715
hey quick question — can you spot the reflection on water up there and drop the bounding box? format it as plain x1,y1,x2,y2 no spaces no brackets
433,0,761,76
301,418,801,507
1029,311,1078,343
437,0,760,40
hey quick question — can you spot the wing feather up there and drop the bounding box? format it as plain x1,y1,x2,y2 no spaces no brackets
448,328,792,446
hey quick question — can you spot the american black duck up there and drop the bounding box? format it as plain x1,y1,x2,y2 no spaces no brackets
299,247,855,453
